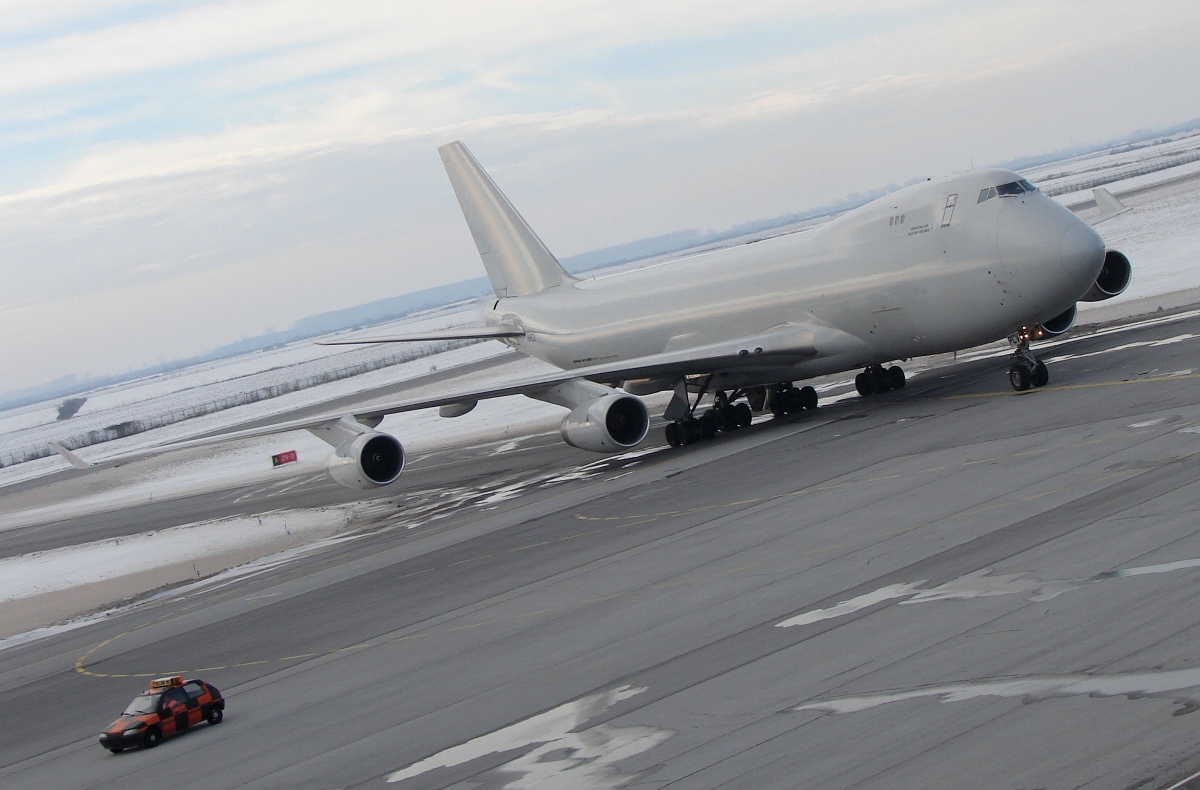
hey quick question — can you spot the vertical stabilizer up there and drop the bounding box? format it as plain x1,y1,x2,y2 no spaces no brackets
439,141,576,298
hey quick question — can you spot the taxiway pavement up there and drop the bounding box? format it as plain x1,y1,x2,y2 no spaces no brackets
4,310,1200,789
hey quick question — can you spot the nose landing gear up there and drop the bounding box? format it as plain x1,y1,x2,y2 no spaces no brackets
855,365,906,397
1008,335,1048,392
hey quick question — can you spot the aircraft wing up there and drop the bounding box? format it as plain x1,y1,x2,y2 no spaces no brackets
317,325,524,345
50,324,825,467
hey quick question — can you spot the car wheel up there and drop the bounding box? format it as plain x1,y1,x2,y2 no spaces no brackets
205,706,223,725
143,727,162,748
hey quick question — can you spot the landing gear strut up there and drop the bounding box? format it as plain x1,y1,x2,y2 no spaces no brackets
664,381,816,447
855,364,905,397
1008,335,1048,392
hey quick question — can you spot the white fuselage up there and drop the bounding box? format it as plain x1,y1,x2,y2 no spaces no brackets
486,168,1106,387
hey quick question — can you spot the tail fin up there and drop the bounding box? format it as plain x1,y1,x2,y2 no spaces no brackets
439,141,576,298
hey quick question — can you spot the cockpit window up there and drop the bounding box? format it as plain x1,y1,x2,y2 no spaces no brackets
980,180,1038,203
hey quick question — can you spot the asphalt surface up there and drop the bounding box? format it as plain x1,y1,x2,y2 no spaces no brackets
4,309,1200,789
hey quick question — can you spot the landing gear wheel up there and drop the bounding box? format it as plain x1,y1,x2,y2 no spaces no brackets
683,420,704,445
698,410,720,438
1033,360,1049,388
855,372,871,397
734,403,752,427
1009,363,1032,392
869,370,890,395
205,706,223,725
797,386,818,410
887,366,906,390
665,422,684,447
143,727,162,749
714,406,738,432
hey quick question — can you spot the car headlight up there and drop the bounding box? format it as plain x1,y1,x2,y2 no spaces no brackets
122,726,145,736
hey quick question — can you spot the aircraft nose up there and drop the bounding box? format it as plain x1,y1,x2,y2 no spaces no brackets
1060,221,1105,275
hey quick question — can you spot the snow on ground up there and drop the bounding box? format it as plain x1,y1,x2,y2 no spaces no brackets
0,508,349,605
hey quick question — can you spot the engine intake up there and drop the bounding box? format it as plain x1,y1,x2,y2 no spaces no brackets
1081,250,1131,302
561,393,650,452
1029,304,1077,340
325,431,404,490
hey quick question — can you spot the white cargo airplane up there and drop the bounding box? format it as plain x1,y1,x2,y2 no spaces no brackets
53,142,1131,491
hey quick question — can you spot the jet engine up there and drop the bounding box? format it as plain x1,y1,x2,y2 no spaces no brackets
1081,250,1132,302
560,393,650,452
324,431,405,490
1029,304,1077,340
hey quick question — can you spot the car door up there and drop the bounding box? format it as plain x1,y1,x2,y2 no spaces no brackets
160,687,189,734
183,682,206,726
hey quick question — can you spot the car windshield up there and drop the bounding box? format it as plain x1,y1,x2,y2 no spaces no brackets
122,694,160,716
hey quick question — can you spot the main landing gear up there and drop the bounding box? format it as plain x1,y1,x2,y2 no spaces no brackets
854,365,905,397
1008,337,1048,392
664,382,818,447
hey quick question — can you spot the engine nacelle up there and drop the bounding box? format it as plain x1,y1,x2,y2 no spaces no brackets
560,393,650,452
1081,250,1131,302
1029,304,1077,341
324,431,405,490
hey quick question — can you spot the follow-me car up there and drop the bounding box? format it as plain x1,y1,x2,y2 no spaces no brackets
54,144,1130,484
99,676,224,753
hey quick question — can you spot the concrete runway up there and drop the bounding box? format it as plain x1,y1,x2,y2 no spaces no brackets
4,309,1200,789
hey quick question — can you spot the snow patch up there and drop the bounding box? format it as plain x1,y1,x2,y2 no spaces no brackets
386,685,672,788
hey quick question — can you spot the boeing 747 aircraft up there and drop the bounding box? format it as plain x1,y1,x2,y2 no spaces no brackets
53,142,1132,491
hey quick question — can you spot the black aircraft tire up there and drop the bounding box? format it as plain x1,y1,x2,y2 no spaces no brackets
869,371,889,395
887,366,906,389
1033,361,1049,388
734,403,752,427
1009,363,1032,392
797,386,818,409
665,423,684,447
855,373,871,397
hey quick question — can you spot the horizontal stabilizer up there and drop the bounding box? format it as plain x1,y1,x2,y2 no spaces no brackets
1090,187,1131,225
318,325,524,345
49,442,91,469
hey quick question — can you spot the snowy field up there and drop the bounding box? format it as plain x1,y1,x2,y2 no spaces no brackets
3,133,1200,644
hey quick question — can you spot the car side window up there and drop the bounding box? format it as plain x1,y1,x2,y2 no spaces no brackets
184,682,205,701
163,687,187,708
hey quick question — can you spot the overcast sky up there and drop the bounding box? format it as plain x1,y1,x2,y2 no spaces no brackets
1,0,1198,391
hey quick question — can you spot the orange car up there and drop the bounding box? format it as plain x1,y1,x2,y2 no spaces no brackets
99,676,224,753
